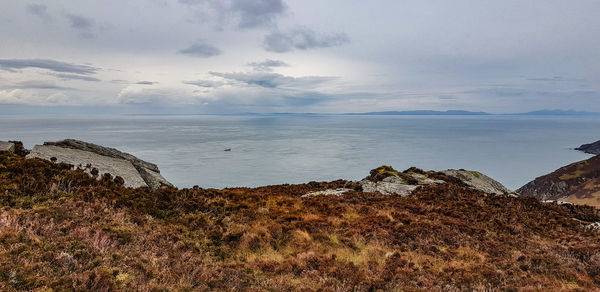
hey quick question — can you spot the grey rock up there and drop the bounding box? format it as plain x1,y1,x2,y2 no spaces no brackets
302,188,352,198
27,140,173,189
44,139,159,172
27,145,147,188
442,169,510,195
360,176,419,196
0,141,15,153
359,167,509,196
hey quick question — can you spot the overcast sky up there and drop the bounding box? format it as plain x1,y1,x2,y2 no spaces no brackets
1,0,599,114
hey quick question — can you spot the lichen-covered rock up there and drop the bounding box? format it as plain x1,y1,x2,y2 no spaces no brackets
27,139,173,189
360,176,419,196
358,166,509,196
0,141,15,153
302,188,352,197
441,169,511,195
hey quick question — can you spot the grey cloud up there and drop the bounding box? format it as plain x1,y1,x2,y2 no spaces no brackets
231,0,286,28
210,71,335,88
27,4,52,21
247,59,289,71
264,28,349,53
180,0,286,29
179,41,222,58
52,73,101,82
183,80,225,88
65,13,96,38
15,80,72,90
135,81,158,85
66,13,94,30
526,77,586,82
0,59,99,75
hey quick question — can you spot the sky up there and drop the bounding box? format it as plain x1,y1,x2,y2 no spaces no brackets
0,0,599,114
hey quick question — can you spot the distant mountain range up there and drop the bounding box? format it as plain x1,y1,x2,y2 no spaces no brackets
344,109,600,116
344,110,490,116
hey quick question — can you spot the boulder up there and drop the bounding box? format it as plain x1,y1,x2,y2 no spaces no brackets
441,169,511,195
360,176,419,195
27,139,172,189
302,188,352,198
0,141,15,153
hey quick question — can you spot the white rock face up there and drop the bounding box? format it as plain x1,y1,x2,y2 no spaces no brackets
442,170,510,195
27,145,148,188
26,140,173,189
0,141,15,153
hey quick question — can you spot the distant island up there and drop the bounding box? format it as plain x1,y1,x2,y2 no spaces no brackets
344,110,490,116
343,109,600,116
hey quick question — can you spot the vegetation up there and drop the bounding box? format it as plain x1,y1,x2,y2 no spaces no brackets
2,151,600,291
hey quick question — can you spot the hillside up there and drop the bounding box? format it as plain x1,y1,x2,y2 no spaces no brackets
576,140,600,155
518,155,600,206
2,151,600,290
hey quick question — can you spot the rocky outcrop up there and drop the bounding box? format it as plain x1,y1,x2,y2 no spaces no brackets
309,165,511,197
575,140,600,155
441,169,510,195
0,141,15,153
27,139,172,189
517,155,600,206
302,188,353,197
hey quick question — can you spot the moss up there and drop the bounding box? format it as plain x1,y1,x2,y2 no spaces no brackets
470,171,482,178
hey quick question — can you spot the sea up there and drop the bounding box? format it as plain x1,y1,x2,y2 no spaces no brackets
1,114,598,190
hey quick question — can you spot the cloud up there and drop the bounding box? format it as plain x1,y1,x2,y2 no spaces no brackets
27,4,52,21
52,73,101,82
65,13,96,38
135,81,158,85
210,71,336,88
15,80,72,90
231,0,286,28
0,59,99,75
117,85,211,105
180,0,286,29
178,41,222,58
66,13,94,30
264,27,349,52
0,89,74,105
247,59,289,71
183,80,225,88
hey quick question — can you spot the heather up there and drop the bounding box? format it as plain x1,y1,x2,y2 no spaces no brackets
2,151,600,291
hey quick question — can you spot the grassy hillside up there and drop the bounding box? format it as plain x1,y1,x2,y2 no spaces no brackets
518,155,600,206
2,151,600,291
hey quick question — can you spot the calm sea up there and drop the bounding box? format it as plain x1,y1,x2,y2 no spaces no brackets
1,114,598,190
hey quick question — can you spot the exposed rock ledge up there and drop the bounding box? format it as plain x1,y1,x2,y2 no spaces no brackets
305,166,511,197
0,141,15,153
27,139,172,189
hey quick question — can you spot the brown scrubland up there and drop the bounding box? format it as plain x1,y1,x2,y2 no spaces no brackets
2,151,600,291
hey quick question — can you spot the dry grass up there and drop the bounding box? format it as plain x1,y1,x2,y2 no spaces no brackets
2,151,600,291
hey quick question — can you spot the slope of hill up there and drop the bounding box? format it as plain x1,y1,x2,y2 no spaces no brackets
576,140,600,155
2,151,600,290
517,155,600,206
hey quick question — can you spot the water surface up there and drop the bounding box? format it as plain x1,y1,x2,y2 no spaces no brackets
1,114,597,190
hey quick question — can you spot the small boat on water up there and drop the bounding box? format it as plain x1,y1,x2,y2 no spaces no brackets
224,148,231,152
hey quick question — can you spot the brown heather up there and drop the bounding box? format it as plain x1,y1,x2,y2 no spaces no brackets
2,151,600,291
